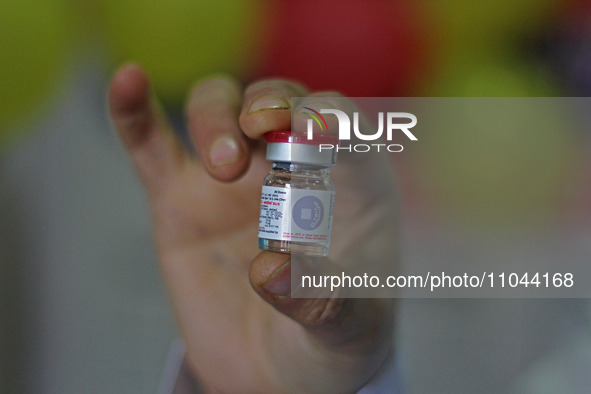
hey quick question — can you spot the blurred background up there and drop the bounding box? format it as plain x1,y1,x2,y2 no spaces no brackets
1,0,590,392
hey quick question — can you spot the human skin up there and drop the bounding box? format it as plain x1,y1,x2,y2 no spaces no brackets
108,64,396,393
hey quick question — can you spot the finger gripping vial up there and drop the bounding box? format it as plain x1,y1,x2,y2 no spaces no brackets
258,131,337,256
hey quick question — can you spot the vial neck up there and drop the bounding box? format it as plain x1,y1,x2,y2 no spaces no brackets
272,162,328,173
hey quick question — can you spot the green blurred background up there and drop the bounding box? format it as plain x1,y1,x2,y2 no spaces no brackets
1,0,591,392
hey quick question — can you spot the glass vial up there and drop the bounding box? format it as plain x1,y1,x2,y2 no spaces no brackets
258,131,337,256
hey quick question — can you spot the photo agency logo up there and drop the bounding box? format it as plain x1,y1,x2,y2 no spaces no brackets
302,107,418,152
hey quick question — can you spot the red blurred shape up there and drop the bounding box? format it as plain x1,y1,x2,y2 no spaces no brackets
260,0,427,97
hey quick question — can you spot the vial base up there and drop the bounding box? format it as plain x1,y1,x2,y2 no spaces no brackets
258,238,329,256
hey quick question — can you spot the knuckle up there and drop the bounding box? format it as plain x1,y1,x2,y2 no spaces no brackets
298,297,347,327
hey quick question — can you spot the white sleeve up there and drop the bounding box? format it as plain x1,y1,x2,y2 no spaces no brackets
159,340,401,394
357,349,401,394
159,340,203,394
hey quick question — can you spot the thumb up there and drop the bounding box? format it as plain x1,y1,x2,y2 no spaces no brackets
249,251,394,349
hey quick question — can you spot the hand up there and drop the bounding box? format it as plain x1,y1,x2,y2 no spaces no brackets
108,64,396,393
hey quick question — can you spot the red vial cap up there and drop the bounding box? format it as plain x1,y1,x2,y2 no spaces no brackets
264,131,337,166
264,131,338,145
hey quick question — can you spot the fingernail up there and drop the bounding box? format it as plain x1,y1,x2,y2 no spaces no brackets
209,135,240,167
262,259,291,297
248,95,290,114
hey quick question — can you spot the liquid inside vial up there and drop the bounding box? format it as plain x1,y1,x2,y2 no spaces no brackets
258,162,335,256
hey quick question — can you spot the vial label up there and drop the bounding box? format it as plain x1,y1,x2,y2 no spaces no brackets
258,186,334,244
